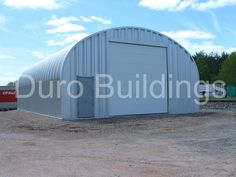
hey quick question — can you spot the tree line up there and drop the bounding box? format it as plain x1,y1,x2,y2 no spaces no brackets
193,51,236,86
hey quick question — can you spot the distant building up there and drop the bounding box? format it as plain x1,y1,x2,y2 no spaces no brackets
0,86,17,110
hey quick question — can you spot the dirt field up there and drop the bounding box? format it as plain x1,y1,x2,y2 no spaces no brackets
0,110,235,177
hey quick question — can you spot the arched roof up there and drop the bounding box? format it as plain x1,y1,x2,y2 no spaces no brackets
20,45,73,84
20,26,197,83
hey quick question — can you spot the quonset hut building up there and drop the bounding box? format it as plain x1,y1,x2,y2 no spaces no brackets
18,27,199,120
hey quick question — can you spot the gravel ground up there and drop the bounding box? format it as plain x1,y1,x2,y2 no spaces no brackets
0,109,235,177
201,102,236,112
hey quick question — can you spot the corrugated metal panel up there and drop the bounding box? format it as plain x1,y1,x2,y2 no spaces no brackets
61,27,199,119
19,45,73,86
19,27,199,119
18,45,73,118
61,32,108,119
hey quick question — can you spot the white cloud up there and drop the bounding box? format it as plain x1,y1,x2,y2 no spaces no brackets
139,0,183,11
45,16,86,34
46,16,88,46
32,51,44,59
45,15,112,47
0,55,15,59
45,15,112,46
139,0,236,11
78,16,112,25
2,0,66,9
46,24,85,34
192,0,236,11
80,16,93,23
47,33,89,46
46,15,112,26
162,29,236,54
90,16,112,25
45,16,79,26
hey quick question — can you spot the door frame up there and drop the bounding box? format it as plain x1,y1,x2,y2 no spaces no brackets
77,76,95,118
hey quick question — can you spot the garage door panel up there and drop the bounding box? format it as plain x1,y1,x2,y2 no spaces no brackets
108,42,168,116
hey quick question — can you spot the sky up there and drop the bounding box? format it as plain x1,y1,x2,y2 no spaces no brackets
0,0,236,85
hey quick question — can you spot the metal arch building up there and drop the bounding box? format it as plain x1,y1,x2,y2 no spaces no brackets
18,27,200,120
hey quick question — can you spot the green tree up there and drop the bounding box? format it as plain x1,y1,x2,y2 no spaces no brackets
207,52,228,81
193,51,229,82
218,52,236,85
7,81,17,86
193,51,211,81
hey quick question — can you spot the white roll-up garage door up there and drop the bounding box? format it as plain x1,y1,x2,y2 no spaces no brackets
107,42,168,116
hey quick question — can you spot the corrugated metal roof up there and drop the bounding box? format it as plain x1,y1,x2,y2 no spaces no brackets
19,45,74,85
